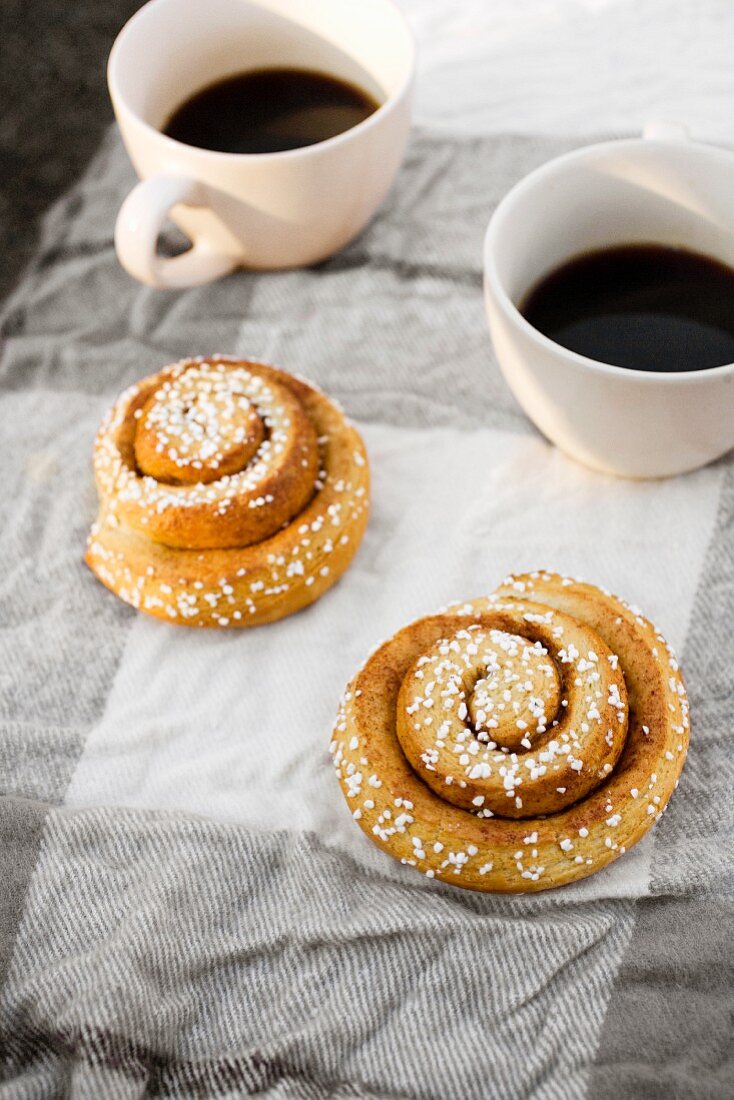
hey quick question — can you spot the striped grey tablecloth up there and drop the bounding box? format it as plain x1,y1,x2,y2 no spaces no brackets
0,128,732,1099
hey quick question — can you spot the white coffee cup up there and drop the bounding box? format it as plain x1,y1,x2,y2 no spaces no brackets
484,124,734,478
109,0,415,288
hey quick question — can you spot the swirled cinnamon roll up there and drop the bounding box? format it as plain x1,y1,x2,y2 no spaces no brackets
331,572,689,892
85,357,369,626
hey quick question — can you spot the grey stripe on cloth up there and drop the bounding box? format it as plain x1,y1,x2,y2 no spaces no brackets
590,896,734,1100
0,387,132,804
0,798,48,999
654,461,734,898
0,807,635,1100
0,125,731,1099
0,384,133,989
590,464,734,1098
0,128,583,433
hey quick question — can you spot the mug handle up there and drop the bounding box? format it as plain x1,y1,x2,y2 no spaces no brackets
114,174,237,289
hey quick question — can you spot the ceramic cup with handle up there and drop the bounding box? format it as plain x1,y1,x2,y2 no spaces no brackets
484,123,734,478
109,0,415,288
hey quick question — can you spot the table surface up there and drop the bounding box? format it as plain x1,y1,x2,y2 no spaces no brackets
402,0,734,142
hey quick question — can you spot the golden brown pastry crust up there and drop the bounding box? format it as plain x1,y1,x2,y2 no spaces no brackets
85,357,369,627
331,572,689,892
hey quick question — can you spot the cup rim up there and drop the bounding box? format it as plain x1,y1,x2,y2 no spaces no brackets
484,136,734,383
107,0,416,163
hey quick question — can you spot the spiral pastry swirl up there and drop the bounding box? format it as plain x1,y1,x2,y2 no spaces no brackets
331,572,689,892
86,357,369,626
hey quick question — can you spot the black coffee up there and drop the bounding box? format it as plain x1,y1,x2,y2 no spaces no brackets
520,244,734,372
163,67,380,155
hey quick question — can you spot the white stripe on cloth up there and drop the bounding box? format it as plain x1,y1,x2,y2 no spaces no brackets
65,421,721,902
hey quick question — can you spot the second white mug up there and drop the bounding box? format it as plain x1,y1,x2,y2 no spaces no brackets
484,126,734,478
109,0,415,288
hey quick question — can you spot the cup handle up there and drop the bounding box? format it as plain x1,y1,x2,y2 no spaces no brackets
642,120,690,142
114,174,237,289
